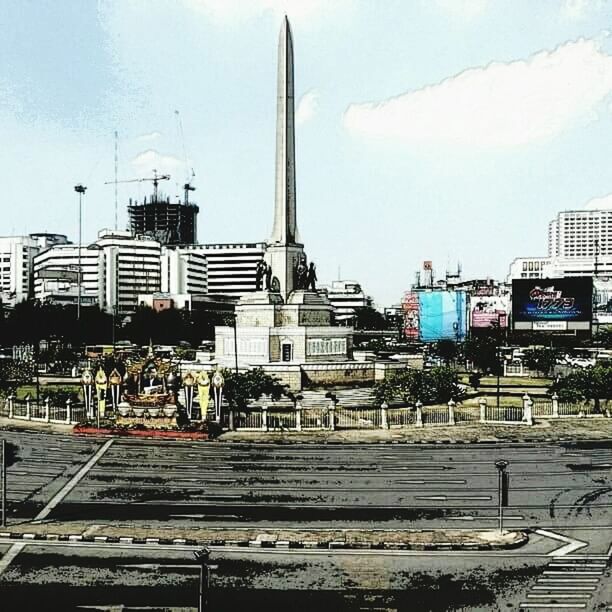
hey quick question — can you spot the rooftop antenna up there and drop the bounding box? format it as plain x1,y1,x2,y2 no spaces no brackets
114,130,118,230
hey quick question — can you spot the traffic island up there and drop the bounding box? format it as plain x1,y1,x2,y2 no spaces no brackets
0,523,528,551
73,424,210,440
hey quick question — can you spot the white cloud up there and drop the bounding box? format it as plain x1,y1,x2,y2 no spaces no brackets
343,38,612,149
584,193,612,210
183,0,347,24
296,89,319,125
131,149,189,179
136,131,162,142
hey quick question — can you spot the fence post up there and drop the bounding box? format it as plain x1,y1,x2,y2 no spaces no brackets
65,398,72,424
44,397,50,423
415,401,423,427
447,399,456,426
479,397,487,423
503,361,507,376
551,393,559,418
381,402,389,430
295,400,302,432
522,393,533,425
8,395,14,419
328,400,336,431
229,410,235,431
261,406,268,432
25,396,31,421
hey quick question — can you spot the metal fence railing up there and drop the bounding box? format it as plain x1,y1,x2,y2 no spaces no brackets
335,407,381,429
485,405,523,422
422,406,450,425
301,408,329,430
387,407,416,427
454,406,480,423
532,399,553,417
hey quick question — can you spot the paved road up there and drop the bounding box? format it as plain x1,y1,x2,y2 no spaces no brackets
0,431,610,610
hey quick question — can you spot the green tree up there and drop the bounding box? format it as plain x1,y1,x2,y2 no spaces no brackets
222,368,286,412
523,347,559,376
373,367,465,406
0,359,34,397
432,340,459,366
353,306,388,330
464,335,500,373
550,365,612,412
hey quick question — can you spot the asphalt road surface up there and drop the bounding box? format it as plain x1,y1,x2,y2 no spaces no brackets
0,431,610,610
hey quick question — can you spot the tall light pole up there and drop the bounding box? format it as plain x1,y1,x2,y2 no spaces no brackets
74,184,87,321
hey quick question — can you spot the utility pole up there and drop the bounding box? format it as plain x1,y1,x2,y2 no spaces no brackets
74,184,87,321
495,459,509,534
1,439,6,527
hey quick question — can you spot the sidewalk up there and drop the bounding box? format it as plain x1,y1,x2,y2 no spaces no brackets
2,414,612,445
0,521,527,551
219,418,612,444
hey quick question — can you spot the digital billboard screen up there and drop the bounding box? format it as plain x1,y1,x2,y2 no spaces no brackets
512,277,593,323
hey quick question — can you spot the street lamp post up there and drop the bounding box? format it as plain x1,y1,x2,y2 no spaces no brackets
495,459,509,534
74,184,87,321
194,547,217,612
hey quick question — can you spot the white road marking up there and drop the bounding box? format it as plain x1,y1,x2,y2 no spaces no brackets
538,578,599,583
534,529,589,557
447,514,524,521
0,543,24,576
34,439,114,522
544,571,603,576
548,563,606,568
527,594,591,599
532,586,597,591
415,495,492,501
0,439,115,577
519,604,586,609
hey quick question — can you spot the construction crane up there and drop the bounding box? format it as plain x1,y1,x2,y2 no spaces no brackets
184,181,196,205
104,169,170,202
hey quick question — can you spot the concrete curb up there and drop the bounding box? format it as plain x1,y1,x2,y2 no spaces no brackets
0,530,529,551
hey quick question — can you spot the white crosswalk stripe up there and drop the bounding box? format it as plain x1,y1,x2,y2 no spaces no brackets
518,555,609,611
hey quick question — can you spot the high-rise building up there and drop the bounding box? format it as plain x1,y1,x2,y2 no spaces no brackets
319,280,373,324
160,246,207,295
34,229,162,315
127,195,199,246
197,243,265,296
548,209,612,258
0,233,68,306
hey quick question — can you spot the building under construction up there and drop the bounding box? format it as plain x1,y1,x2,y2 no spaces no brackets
128,193,199,245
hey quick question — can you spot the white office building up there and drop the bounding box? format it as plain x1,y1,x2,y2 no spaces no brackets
197,243,265,296
319,280,373,324
160,246,207,295
0,233,68,306
548,209,612,258
34,229,162,315
509,205,612,282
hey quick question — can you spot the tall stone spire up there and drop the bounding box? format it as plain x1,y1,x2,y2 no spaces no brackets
270,15,300,245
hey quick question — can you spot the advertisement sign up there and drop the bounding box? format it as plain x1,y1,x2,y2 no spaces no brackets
470,295,509,329
418,290,467,342
512,278,592,323
533,321,567,331
401,291,420,340
593,277,612,325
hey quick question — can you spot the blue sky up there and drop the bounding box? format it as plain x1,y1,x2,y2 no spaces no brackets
2,0,612,306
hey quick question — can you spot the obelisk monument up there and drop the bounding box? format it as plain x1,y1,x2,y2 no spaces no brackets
265,16,304,301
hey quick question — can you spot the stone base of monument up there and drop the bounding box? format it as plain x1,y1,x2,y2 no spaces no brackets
115,415,179,429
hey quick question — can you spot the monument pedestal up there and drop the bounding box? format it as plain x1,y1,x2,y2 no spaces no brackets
215,290,354,387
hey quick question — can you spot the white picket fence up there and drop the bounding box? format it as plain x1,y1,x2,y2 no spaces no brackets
1,396,88,425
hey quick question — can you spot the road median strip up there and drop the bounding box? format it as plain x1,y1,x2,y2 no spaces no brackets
0,525,528,551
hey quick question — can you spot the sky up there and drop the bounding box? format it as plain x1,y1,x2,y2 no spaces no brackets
2,0,612,307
